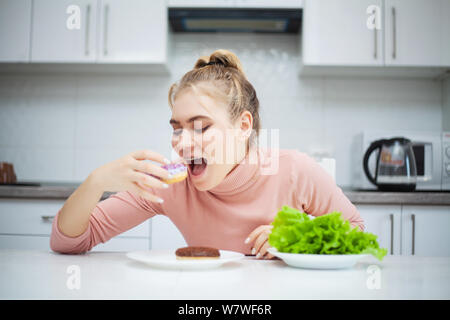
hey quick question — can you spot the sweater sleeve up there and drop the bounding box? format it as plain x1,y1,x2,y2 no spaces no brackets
293,152,365,231
50,190,164,254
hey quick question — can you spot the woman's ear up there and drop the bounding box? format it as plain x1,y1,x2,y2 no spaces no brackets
238,110,253,139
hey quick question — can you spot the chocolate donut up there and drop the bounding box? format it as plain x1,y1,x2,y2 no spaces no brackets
175,246,220,260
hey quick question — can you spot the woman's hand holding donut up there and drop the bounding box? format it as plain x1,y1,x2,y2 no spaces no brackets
245,225,276,260
91,149,172,203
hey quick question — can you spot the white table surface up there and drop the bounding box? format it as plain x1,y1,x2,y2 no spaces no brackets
1,249,449,299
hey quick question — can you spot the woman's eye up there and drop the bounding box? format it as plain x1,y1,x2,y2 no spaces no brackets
173,128,183,136
194,125,211,134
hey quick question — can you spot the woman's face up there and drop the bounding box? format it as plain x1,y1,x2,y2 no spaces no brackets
170,87,252,191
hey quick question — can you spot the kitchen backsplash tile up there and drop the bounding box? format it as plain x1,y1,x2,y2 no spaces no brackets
0,33,444,185
0,99,75,148
0,146,75,181
74,147,142,181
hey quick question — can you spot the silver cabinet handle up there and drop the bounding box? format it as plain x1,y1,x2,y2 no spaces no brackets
392,7,396,59
411,214,416,255
103,4,109,56
85,4,91,55
389,213,394,254
374,27,377,59
41,215,55,222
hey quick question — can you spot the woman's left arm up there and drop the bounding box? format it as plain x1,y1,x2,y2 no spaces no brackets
294,152,365,231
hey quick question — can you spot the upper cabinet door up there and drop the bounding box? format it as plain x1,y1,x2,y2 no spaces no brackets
442,0,450,66
302,0,383,66
97,0,167,63
0,0,32,62
385,0,444,66
31,0,97,62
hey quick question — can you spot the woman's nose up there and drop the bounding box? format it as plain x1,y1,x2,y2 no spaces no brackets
172,130,198,157
175,129,193,148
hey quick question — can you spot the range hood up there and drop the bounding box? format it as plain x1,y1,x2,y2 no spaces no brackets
168,0,303,33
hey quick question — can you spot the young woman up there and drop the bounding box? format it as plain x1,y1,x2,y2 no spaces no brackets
51,49,364,259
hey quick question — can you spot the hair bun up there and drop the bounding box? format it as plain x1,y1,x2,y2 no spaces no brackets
194,49,246,78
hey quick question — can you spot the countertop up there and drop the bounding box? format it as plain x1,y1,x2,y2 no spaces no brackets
0,249,449,299
0,181,449,205
0,181,115,201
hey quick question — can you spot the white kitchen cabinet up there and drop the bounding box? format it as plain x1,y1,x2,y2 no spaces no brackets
357,204,450,257
443,0,450,66
31,0,97,62
97,0,168,63
356,204,402,255
151,215,187,250
0,234,150,251
92,237,150,251
0,0,32,62
300,0,450,75
0,198,66,236
0,198,151,252
401,205,450,257
384,0,445,67
302,0,384,66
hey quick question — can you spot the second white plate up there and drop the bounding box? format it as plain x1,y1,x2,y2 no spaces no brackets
268,247,370,269
126,249,244,270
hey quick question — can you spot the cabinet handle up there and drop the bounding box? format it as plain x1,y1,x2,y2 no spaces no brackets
103,4,109,56
392,7,396,59
389,213,394,254
85,4,91,56
411,214,416,255
41,215,55,222
374,27,377,59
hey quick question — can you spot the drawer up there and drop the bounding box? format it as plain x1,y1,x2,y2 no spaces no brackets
0,234,150,251
0,198,151,238
92,237,150,252
0,198,65,236
0,234,51,250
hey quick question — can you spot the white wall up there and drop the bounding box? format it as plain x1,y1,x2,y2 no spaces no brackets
0,33,443,187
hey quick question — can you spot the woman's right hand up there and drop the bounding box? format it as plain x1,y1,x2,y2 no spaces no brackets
91,149,172,203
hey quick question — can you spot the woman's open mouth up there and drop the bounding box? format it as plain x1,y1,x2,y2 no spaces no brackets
187,157,208,177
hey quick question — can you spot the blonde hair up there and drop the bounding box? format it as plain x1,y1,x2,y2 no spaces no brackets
168,49,261,146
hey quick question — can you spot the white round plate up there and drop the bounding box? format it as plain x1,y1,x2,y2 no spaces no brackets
268,247,370,270
126,250,244,270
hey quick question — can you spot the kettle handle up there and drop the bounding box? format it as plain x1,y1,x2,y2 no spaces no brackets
363,140,383,186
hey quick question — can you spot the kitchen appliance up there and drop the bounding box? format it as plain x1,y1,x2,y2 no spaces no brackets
168,0,302,33
352,131,450,191
363,137,417,191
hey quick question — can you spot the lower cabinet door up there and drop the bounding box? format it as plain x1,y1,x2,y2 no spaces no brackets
91,237,150,252
356,204,402,255
151,215,187,250
0,234,150,252
0,234,51,250
401,205,450,257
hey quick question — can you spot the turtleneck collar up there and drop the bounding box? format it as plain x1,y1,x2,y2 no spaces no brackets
206,146,262,196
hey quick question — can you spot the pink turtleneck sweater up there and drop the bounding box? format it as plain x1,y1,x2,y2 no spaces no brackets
50,148,364,254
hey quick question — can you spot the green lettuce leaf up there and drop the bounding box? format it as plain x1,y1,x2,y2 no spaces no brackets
268,205,387,261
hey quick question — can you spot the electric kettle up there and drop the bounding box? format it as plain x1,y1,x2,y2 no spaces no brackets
363,137,417,191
